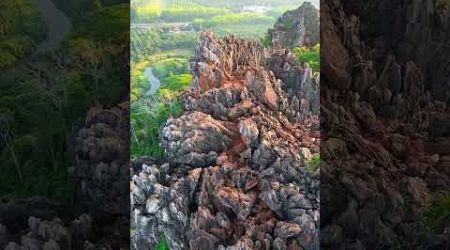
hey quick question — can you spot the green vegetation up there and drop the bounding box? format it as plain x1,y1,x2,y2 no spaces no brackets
160,6,228,22
130,52,192,101
132,0,162,22
193,13,275,38
158,74,191,94
131,60,190,158
0,1,128,202
131,28,197,61
156,233,170,250
153,58,189,79
132,0,229,23
193,13,275,27
131,60,151,102
195,0,313,7
0,0,45,69
130,26,193,158
65,4,129,106
75,4,129,42
421,191,450,233
262,33,272,47
130,52,191,158
131,95,182,158
129,28,195,158
0,68,84,202
306,154,320,172
293,44,320,72
131,0,304,39
436,0,450,9
53,0,123,20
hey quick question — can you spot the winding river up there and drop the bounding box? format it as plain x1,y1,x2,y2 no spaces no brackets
145,67,161,94
31,0,72,53
1,0,71,78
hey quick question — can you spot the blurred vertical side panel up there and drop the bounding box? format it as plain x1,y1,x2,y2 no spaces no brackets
320,0,450,249
0,0,130,249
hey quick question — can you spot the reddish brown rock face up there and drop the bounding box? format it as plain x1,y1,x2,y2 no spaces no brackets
244,69,279,111
190,32,267,94
131,31,319,250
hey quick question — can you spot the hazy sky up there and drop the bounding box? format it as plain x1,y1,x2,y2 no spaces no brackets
310,0,320,8
153,0,320,8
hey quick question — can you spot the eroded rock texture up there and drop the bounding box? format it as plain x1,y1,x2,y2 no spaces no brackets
72,101,130,248
321,0,450,249
73,102,130,218
131,31,320,250
1,214,93,250
0,102,130,249
268,2,320,48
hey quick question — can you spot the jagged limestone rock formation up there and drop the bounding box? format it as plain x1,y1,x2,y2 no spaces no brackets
73,102,129,215
266,49,320,119
0,206,95,250
161,112,238,167
72,101,130,248
189,34,267,93
321,0,450,249
268,2,320,48
131,32,320,250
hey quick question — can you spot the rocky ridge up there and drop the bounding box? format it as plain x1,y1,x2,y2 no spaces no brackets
131,31,320,250
321,0,450,249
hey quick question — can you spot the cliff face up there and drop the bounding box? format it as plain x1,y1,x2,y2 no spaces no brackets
268,2,320,48
131,32,319,250
321,0,450,249
0,102,131,250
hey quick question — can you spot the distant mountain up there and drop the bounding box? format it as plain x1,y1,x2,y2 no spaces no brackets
268,2,320,48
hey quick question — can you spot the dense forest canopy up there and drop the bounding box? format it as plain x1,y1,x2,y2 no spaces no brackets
0,0,45,69
0,0,128,202
131,0,319,23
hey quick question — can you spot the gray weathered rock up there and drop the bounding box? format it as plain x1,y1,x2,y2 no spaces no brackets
132,31,320,250
268,2,319,48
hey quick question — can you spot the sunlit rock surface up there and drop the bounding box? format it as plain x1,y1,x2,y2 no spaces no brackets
131,31,319,250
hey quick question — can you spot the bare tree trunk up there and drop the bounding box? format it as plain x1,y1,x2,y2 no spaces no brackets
49,143,58,172
6,140,22,182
